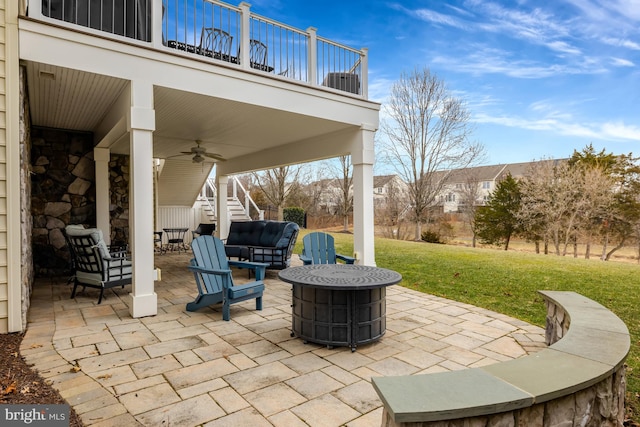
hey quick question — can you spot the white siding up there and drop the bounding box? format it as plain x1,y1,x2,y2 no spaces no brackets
157,206,200,245
0,1,7,333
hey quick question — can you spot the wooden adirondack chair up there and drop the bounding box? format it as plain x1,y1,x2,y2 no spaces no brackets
187,235,267,320
299,232,356,265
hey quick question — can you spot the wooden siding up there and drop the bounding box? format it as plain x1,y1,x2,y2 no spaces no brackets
0,0,8,333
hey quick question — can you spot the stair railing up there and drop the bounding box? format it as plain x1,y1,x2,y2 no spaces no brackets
206,177,264,220
231,177,264,220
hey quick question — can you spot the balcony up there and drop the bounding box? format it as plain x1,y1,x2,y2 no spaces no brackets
32,0,368,97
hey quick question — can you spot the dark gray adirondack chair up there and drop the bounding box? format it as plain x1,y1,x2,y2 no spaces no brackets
299,232,356,265
187,235,267,320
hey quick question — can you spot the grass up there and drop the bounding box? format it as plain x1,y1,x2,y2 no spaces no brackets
294,230,640,419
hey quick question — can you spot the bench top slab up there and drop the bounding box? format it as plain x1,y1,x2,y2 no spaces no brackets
373,291,630,423
372,368,533,423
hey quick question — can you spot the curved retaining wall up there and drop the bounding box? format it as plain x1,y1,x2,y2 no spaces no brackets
373,290,630,427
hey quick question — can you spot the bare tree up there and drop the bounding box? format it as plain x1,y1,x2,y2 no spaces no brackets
327,156,353,232
380,67,484,240
374,176,410,239
285,165,325,216
252,166,302,221
457,170,484,247
518,159,615,257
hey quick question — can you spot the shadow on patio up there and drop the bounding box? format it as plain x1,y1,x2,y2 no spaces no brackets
21,253,546,426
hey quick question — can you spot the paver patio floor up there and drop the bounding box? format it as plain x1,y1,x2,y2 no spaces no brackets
21,253,546,426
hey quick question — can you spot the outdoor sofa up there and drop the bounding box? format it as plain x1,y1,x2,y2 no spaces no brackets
224,220,299,269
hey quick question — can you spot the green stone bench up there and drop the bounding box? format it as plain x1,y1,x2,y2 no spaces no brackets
372,291,630,426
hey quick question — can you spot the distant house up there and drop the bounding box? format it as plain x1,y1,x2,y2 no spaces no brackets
436,160,567,213
307,174,408,214
373,175,410,211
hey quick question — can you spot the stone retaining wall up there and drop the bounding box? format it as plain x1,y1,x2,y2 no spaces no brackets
375,292,629,427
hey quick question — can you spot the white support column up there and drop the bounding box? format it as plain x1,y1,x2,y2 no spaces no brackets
94,148,111,244
128,81,157,318
351,124,377,266
217,175,230,239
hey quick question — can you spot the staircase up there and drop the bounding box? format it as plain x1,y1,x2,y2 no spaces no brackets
196,177,263,224
226,197,252,221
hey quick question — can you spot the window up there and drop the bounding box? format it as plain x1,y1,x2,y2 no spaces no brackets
445,193,456,202
482,181,491,189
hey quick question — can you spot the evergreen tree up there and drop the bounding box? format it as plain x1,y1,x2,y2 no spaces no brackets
474,174,521,250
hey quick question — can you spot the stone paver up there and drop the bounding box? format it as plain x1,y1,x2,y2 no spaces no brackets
285,370,343,399
245,383,307,417
136,394,225,426
22,253,545,426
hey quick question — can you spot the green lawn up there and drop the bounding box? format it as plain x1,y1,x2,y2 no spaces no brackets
294,230,640,418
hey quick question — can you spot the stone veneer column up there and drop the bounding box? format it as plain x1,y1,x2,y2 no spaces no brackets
128,81,157,318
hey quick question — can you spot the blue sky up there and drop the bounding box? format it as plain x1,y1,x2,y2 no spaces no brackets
248,0,639,166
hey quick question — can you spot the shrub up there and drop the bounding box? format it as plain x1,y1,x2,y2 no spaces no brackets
421,229,444,244
284,207,305,227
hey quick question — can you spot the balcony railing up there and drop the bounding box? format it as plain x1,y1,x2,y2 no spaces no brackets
29,0,368,97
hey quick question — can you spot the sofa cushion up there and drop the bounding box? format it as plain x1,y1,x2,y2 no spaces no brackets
65,224,112,260
259,222,287,247
275,222,299,249
226,221,266,246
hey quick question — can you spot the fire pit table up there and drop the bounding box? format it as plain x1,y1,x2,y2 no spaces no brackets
278,264,402,351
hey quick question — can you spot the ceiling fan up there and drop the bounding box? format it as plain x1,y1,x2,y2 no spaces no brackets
179,140,226,163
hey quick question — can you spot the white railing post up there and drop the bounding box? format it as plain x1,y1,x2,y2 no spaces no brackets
152,0,164,48
232,176,238,199
239,2,251,70
360,47,368,98
307,27,317,87
29,0,42,17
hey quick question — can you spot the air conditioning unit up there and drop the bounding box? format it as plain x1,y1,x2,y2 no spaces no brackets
322,72,360,94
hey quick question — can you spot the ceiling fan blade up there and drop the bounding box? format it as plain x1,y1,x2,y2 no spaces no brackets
203,152,226,161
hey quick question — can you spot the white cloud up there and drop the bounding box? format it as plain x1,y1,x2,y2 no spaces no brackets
473,112,640,141
412,8,467,29
611,57,635,67
601,121,640,140
602,37,640,50
547,41,582,55
431,48,607,79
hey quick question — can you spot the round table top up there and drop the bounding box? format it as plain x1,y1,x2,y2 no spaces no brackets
278,264,402,290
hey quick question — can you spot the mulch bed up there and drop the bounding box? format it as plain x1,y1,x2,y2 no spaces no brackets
0,332,83,426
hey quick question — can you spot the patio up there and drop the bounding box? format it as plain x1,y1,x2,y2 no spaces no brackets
21,253,546,426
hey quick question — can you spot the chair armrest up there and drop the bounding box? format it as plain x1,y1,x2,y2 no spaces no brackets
188,265,232,276
109,249,129,259
228,260,268,280
228,260,269,269
336,254,356,264
299,254,312,265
